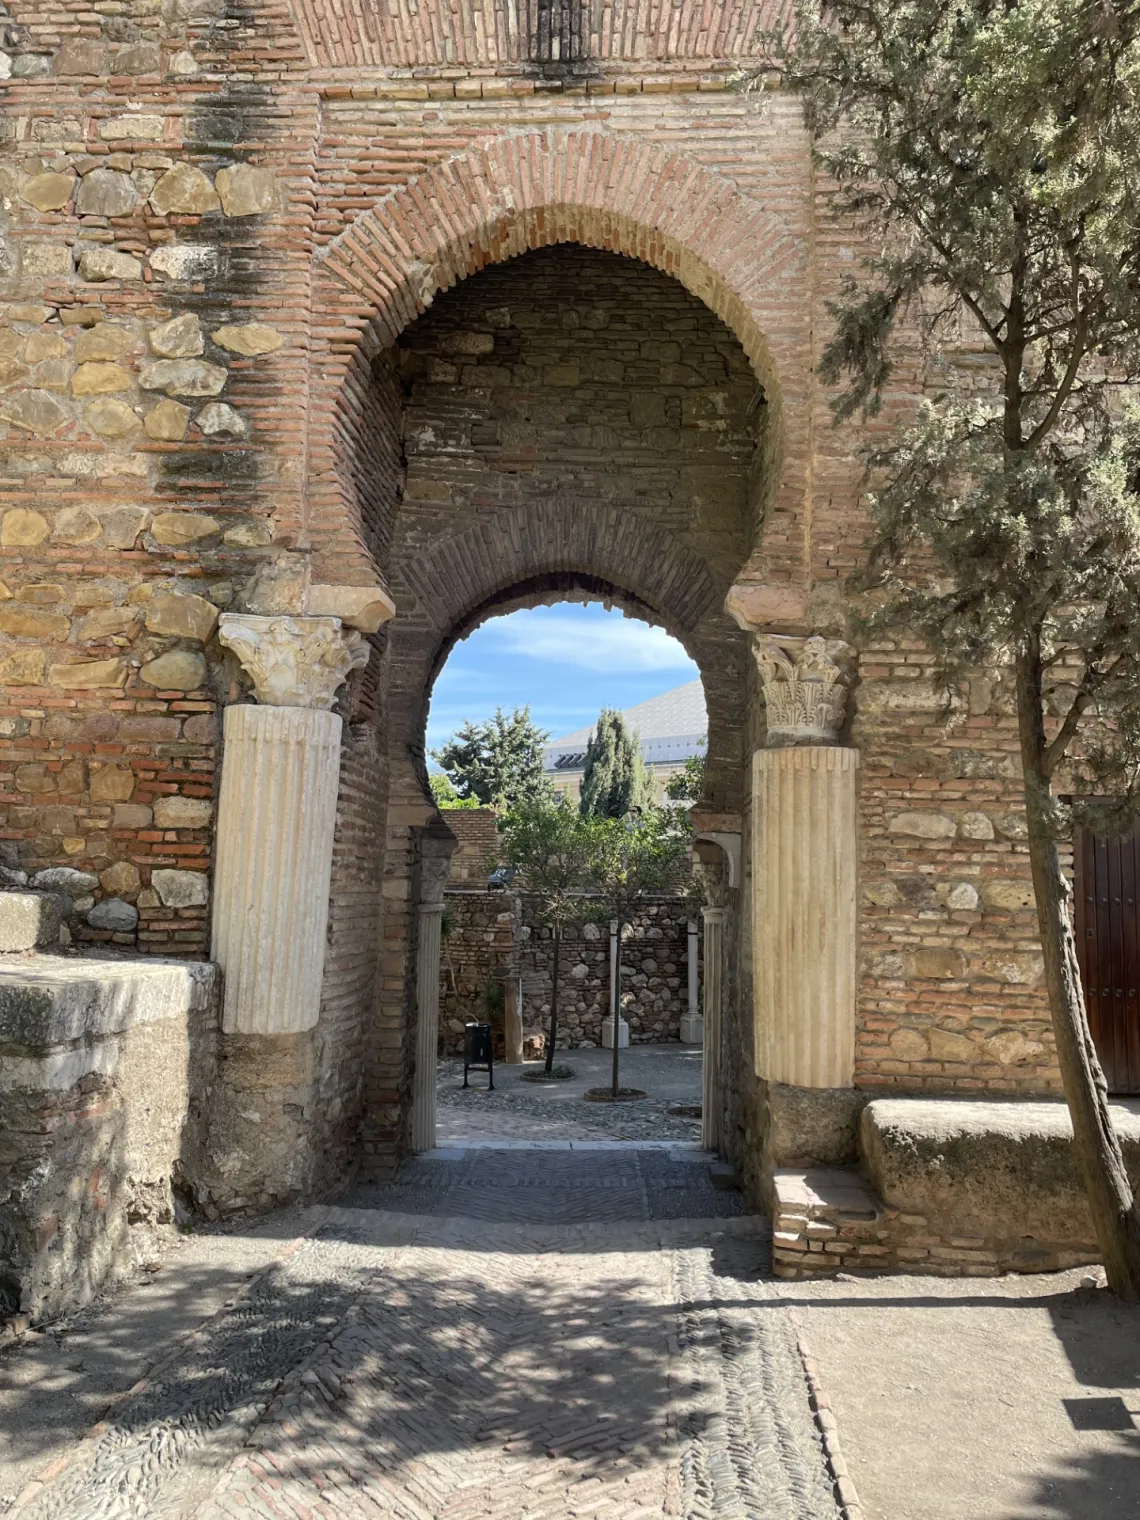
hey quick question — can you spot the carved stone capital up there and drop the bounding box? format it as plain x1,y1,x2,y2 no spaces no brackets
218,614,369,709
754,634,851,745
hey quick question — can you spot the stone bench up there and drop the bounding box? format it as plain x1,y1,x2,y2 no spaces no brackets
772,1096,1140,1278
0,953,219,1323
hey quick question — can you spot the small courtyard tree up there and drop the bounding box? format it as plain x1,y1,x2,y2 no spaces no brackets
587,808,692,1097
433,706,552,808
580,709,652,818
777,0,1140,1293
495,801,599,1074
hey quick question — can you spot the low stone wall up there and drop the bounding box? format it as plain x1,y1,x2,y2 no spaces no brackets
771,1097,1140,1279
439,889,697,1054
0,953,219,1323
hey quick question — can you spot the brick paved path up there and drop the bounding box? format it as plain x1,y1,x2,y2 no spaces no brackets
15,1150,842,1520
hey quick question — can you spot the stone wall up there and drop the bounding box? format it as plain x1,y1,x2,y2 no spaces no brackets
439,888,696,1055
0,952,219,1323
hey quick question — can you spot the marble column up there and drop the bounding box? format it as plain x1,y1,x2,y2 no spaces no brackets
411,827,454,1152
701,905,725,1151
212,614,368,1035
680,919,702,1044
752,636,859,1088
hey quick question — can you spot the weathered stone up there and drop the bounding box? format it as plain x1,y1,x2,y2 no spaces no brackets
0,390,70,437
196,401,245,436
150,511,219,546
111,42,162,75
0,356,28,387
33,866,98,893
47,658,128,690
79,247,142,282
982,880,1036,910
148,163,220,215
22,243,73,277
981,952,1045,985
0,606,69,640
114,804,152,830
858,680,960,715
0,891,63,952
84,398,138,437
150,245,218,281
211,322,283,356
100,506,149,549
928,1027,975,1062
75,168,138,217
863,880,902,907
154,794,213,829
75,323,133,362
888,1027,930,1061
24,332,66,363
78,605,141,641
945,881,980,911
888,811,957,840
1,508,50,546
21,173,75,212
32,359,71,392
87,898,139,932
985,1029,1046,1066
995,811,1029,841
912,948,968,980
139,650,207,690
145,591,218,642
215,164,278,216
148,313,203,358
52,506,102,545
144,398,190,440
57,38,105,74
89,764,135,803
72,362,131,396
139,358,227,397
0,648,45,685
958,811,996,841
100,115,164,141
152,868,209,907
223,521,271,548
15,764,55,794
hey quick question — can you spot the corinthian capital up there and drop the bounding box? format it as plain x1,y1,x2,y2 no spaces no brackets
754,634,851,745
218,614,369,709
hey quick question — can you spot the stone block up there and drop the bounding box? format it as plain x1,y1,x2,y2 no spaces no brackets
196,401,245,435
77,606,141,641
75,323,133,362
150,511,219,544
139,359,227,397
153,795,213,829
0,891,64,952
144,398,190,440
152,868,209,907
0,606,68,640
100,507,149,548
85,399,138,437
888,810,957,840
211,322,283,356
139,650,207,690
78,248,143,282
21,173,74,212
86,898,139,932
0,508,49,547
0,391,70,437
100,115,164,141
72,362,131,396
148,163,219,216
148,313,203,358
150,244,218,281
32,867,98,894
144,591,218,642
75,169,138,217
216,165,278,216
47,658,128,690
89,764,135,803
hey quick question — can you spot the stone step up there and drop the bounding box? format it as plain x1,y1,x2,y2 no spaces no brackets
0,890,66,954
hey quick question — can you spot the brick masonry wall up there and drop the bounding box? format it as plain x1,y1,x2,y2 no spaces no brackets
0,0,1073,1192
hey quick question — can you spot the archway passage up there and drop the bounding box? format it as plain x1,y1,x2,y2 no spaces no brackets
364,244,758,1166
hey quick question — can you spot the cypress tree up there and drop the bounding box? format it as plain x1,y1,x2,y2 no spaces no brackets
579,709,652,818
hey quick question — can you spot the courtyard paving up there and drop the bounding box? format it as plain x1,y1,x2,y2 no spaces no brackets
0,1148,843,1520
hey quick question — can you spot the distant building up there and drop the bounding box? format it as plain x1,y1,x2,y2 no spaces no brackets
543,679,706,803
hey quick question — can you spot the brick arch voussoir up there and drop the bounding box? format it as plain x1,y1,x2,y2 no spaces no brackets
310,128,808,585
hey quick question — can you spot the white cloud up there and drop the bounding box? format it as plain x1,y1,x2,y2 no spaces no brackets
489,612,695,673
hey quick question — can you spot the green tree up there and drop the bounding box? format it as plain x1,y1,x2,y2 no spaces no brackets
429,771,481,810
579,709,652,818
586,808,692,1097
432,706,553,808
777,0,1140,1293
665,748,706,805
495,801,601,1073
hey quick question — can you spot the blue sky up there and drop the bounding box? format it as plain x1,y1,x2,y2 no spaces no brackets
427,602,700,759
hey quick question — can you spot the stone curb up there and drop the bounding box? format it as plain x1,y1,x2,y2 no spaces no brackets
8,1210,329,1514
791,1310,866,1520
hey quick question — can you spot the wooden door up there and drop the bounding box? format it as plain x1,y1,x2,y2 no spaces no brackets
1074,822,1140,1095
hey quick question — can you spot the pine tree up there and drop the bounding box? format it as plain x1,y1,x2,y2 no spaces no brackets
579,709,652,818
777,0,1140,1294
432,706,552,808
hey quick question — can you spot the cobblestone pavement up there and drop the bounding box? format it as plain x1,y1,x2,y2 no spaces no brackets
437,1048,703,1144
12,1150,842,1520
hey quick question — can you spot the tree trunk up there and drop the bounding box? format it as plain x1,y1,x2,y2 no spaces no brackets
612,917,624,1098
1016,654,1140,1297
546,924,561,1075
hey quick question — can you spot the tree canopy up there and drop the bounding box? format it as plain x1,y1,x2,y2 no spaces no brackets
776,0,1140,1293
432,706,553,809
579,708,653,818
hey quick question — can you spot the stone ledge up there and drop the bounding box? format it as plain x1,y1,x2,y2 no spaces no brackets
0,953,218,1055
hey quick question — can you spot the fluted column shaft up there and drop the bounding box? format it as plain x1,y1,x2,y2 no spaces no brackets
701,906,725,1151
752,746,860,1087
411,902,444,1151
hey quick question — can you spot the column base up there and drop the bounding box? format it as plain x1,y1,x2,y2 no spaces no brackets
601,1016,629,1049
679,1013,703,1045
